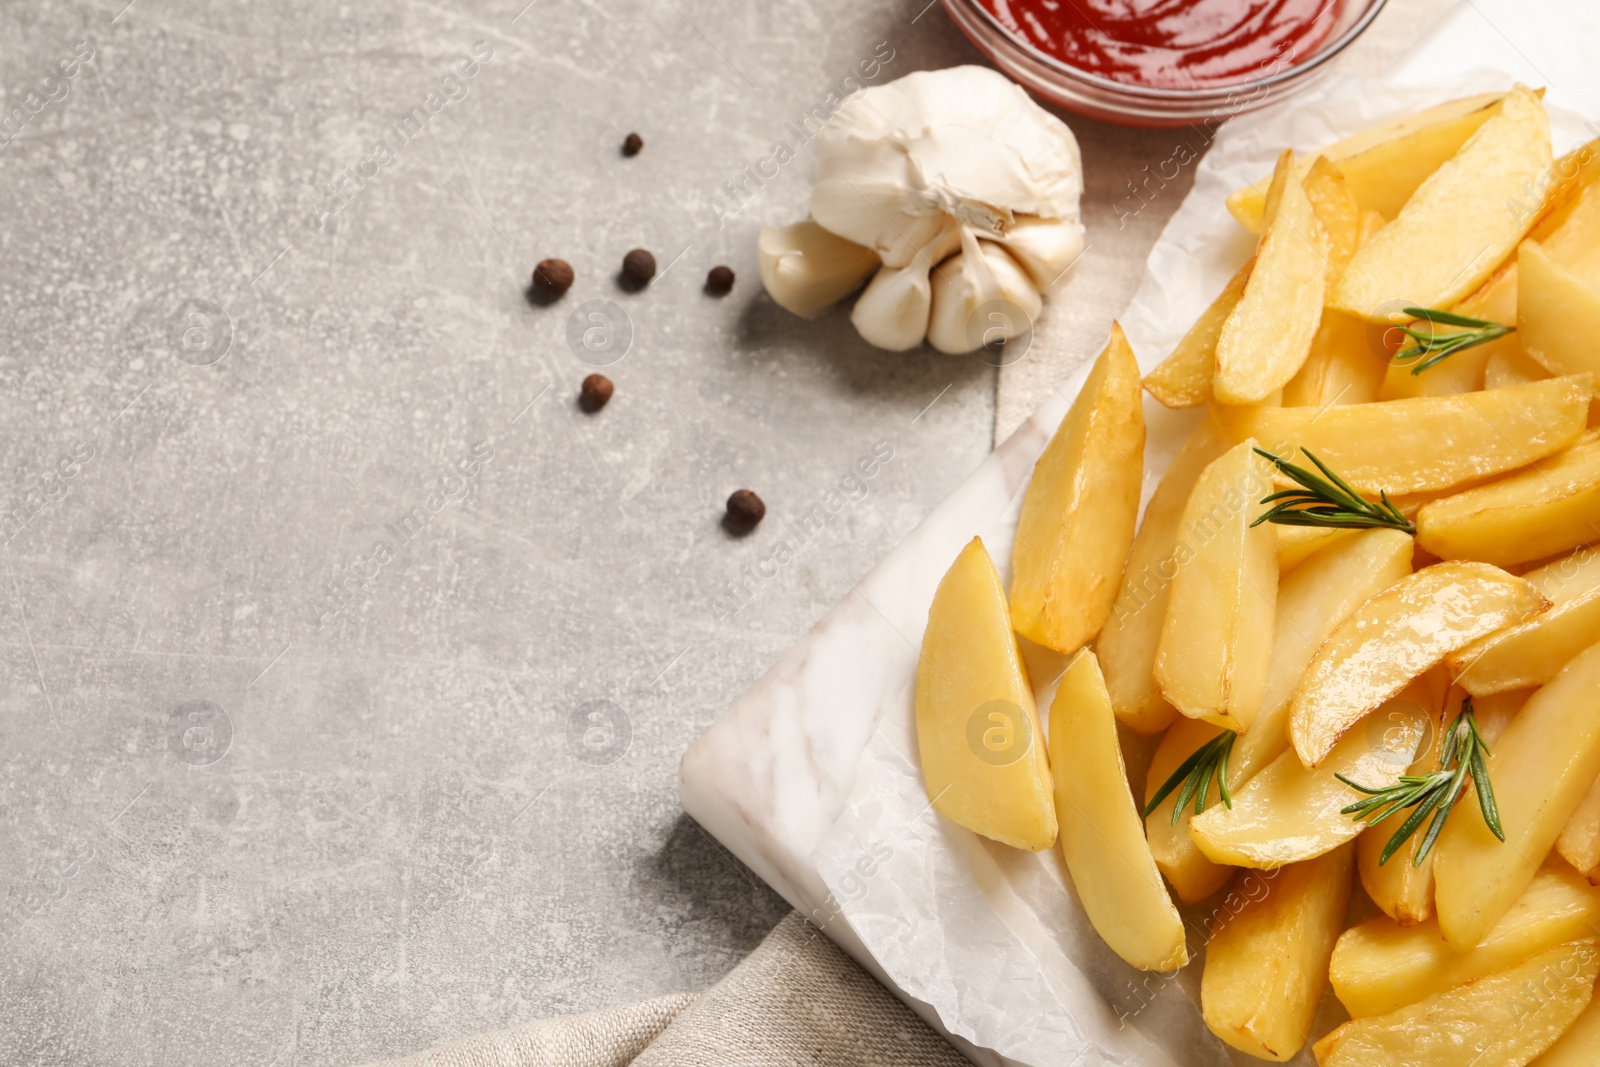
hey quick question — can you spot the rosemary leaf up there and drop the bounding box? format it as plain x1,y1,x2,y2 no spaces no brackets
1252,448,1415,534
1338,697,1501,867
1394,306,1515,376
1142,731,1236,825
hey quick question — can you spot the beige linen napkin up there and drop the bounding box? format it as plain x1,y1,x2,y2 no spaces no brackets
360,912,967,1067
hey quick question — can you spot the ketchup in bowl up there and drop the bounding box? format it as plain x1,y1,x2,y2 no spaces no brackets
976,0,1343,90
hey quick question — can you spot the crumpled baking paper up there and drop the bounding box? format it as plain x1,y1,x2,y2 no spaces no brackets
811,33,1596,1067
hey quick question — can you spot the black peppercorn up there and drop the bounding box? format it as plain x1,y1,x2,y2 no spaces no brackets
725,489,765,528
705,265,735,295
580,373,613,412
532,258,574,300
621,248,656,287
622,132,644,157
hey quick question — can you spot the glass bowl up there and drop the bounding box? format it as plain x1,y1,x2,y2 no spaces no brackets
941,0,1388,127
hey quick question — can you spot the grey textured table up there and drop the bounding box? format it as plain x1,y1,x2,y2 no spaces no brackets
0,1,1447,1064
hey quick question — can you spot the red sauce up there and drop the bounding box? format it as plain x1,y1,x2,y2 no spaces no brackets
978,0,1343,90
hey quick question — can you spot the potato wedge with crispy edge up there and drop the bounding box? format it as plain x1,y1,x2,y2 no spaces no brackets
1191,683,1430,868
1520,239,1600,383
1010,325,1144,654
1435,641,1600,950
1532,970,1600,1066
1283,310,1386,408
1333,862,1600,1019
1451,544,1600,696
1557,771,1600,878
1356,668,1453,925
1049,648,1187,971
1201,846,1353,1061
1289,562,1548,767
1153,440,1277,732
1304,157,1361,284
1147,529,1413,898
1216,374,1590,495
916,537,1056,850
1334,86,1552,318
1214,152,1328,404
1226,91,1508,232
1417,433,1600,567
1100,416,1230,735
1143,262,1250,409
1314,939,1600,1067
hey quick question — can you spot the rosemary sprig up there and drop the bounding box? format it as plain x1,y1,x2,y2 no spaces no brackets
1393,306,1514,376
1141,731,1236,825
1337,696,1505,867
1252,448,1415,534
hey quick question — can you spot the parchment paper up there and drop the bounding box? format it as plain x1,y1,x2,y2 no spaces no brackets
812,31,1600,1067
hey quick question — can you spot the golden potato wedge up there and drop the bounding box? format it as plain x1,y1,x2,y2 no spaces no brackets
1226,92,1508,232
1489,346,1554,389
1010,325,1144,653
1334,86,1552,317
1202,847,1353,1061
1049,649,1188,971
1250,529,1418,761
1538,173,1600,281
1276,526,1356,570
1289,562,1548,767
1356,669,1454,926
1332,862,1600,1019
1214,152,1328,404
1520,239,1600,382
916,537,1056,850
1304,157,1361,285
1417,433,1600,567
1216,374,1590,495
1142,262,1249,409
1100,417,1230,734
1153,440,1277,731
1451,544,1600,696
1146,529,1414,896
1466,686,1528,744
1315,939,1600,1066
1379,275,1515,405
1557,771,1600,877
1435,641,1600,950
1282,310,1386,408
1191,683,1431,868
1532,971,1600,1066
1142,715,1235,903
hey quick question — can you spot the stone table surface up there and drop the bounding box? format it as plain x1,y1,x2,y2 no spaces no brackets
0,0,1449,1064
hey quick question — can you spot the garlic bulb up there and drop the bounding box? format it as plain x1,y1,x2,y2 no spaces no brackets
757,65,1085,353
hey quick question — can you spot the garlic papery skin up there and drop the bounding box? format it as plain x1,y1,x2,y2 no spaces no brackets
850,224,963,352
925,231,1042,355
809,66,1084,263
757,220,881,318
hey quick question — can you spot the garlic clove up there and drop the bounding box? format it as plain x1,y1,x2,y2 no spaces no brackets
757,220,881,318
811,66,1083,264
850,261,935,352
992,216,1086,295
926,231,1042,355
849,225,964,352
